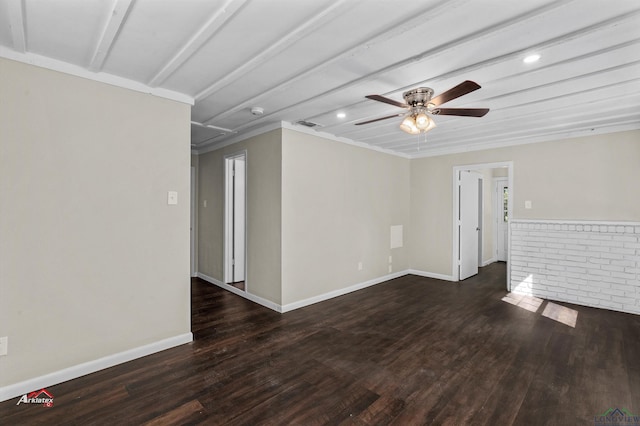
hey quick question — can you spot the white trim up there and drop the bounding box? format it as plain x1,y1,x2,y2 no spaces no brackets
281,270,410,312
494,177,509,262
510,218,640,227
280,122,411,159
0,48,194,105
409,123,640,159
0,333,193,403
197,273,282,312
194,121,412,159
195,122,283,154
481,257,497,267
407,269,456,281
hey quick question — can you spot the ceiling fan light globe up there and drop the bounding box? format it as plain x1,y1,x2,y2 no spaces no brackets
400,116,419,134
415,113,430,130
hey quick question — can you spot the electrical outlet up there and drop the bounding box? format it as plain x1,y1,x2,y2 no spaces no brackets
0,336,8,356
388,265,393,273
358,262,363,271
388,255,392,263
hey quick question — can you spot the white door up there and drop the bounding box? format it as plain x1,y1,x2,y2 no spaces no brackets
495,179,509,262
459,170,481,280
233,158,245,282
224,153,246,285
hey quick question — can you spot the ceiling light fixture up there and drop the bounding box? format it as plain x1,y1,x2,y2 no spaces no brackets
400,110,436,135
523,54,541,64
336,112,346,119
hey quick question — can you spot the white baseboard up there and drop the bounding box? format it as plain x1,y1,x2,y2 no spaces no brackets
0,332,193,403
407,269,456,281
196,272,283,312
281,270,410,313
197,268,456,314
482,257,497,267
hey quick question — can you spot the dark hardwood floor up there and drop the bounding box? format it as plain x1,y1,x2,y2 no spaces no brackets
2,263,639,425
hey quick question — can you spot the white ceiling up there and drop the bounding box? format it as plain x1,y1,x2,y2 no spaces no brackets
1,0,639,158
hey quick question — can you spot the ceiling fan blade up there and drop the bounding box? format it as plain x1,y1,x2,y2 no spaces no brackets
365,94,409,109
430,80,481,106
432,107,489,117
355,113,405,125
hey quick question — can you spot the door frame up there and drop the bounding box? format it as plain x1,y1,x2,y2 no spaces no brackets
224,150,248,289
493,177,509,262
190,166,197,277
452,161,513,289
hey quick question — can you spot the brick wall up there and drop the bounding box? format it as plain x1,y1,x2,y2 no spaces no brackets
510,220,640,315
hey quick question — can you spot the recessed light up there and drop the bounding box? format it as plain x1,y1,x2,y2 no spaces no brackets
336,112,346,119
523,54,541,64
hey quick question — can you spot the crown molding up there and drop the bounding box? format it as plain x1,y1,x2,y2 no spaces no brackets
0,47,194,105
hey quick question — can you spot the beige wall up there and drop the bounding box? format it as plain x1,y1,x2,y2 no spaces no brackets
197,130,282,303
0,59,191,386
410,130,640,276
281,130,410,305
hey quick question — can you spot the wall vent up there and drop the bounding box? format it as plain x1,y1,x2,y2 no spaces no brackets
296,120,321,128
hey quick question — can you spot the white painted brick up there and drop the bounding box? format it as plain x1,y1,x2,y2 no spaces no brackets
601,265,625,273
611,247,635,255
511,220,640,316
590,234,613,241
546,264,566,272
599,300,623,310
601,287,626,297
601,276,628,285
610,283,636,292
611,296,629,304
590,293,611,301
601,252,624,260
612,235,637,243
611,271,636,280
611,259,636,268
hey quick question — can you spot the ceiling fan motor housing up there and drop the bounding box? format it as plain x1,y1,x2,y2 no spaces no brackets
403,87,434,107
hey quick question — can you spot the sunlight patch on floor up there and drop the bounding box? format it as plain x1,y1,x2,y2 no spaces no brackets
501,293,544,313
542,302,578,328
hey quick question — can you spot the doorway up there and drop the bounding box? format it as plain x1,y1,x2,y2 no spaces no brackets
452,162,513,288
224,152,246,290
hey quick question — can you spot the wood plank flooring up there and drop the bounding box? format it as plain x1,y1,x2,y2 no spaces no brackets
1,263,639,425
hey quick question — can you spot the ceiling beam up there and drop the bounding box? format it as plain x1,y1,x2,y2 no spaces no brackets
195,0,353,102
200,0,471,125
204,0,576,130
147,0,249,87
7,0,26,53
309,10,640,131
88,0,134,72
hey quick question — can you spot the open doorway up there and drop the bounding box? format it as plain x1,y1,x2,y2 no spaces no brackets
224,151,246,291
453,162,513,289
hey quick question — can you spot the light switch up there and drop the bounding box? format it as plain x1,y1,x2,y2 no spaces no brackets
525,200,532,209
168,191,178,205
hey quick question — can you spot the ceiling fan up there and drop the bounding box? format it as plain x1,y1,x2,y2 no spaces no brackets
355,80,489,135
